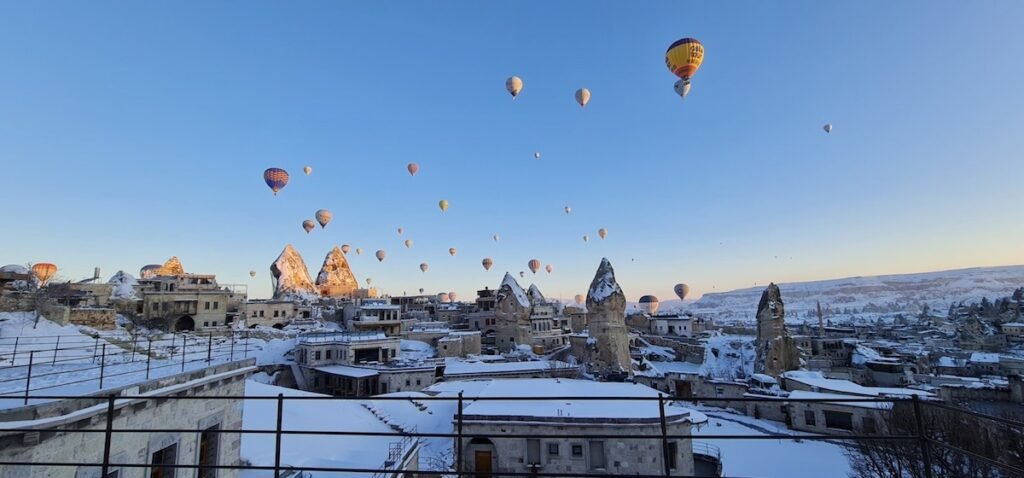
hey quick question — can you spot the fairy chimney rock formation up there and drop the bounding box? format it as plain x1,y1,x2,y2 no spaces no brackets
271,245,317,301
154,256,185,277
586,258,632,378
494,273,532,352
316,246,359,298
755,283,800,377
527,284,546,306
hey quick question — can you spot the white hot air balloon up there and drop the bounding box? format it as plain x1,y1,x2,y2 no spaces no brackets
376,250,386,262
366,277,373,286
575,88,591,107
397,227,404,235
545,264,553,274
824,123,833,133
448,292,458,302
449,247,457,256
583,234,589,243
574,294,585,305
505,76,523,98
534,152,541,160
564,206,571,214
493,234,500,242
356,248,363,255
404,239,413,249
303,166,312,176
482,258,493,271
341,244,351,254
420,262,429,272
598,228,608,240
528,259,541,274
437,292,449,303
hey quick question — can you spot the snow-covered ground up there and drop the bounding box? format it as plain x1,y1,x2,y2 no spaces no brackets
695,406,852,477
700,335,756,380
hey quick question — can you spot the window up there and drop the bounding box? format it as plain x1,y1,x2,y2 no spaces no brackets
150,443,178,478
668,441,678,470
548,443,559,455
862,416,877,434
804,410,816,426
588,441,606,469
416,379,421,386
198,425,220,478
204,302,210,310
314,351,321,360
203,322,209,327
824,410,854,431
526,439,541,465
571,445,583,457
326,350,332,360
251,311,257,318
273,310,279,318
212,321,217,326
213,302,218,310
405,379,411,386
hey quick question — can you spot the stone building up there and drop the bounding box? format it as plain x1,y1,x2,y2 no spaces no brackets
137,273,236,332
295,331,442,396
585,258,632,379
243,299,312,328
754,283,800,378
342,299,404,336
0,359,254,478
493,273,532,352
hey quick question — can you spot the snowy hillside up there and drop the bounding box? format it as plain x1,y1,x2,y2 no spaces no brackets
685,265,1024,323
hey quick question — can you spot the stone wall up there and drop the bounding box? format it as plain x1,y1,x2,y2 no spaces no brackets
69,308,117,330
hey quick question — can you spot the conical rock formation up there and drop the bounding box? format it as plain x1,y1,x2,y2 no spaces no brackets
585,258,631,378
495,273,531,352
316,246,359,298
527,284,545,305
154,257,185,276
271,245,317,301
108,271,138,299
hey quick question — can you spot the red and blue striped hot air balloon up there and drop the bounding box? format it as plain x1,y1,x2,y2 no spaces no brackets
263,168,290,195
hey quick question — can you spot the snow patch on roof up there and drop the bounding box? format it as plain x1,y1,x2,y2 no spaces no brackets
970,352,1000,364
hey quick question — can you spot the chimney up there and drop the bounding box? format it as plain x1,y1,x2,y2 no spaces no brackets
94,267,101,282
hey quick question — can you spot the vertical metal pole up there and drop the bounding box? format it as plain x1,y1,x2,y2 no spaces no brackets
99,344,107,390
145,339,152,380
243,330,249,358
130,333,138,363
23,351,34,405
229,333,235,361
913,396,935,478
11,337,19,366
101,394,115,477
181,334,187,372
52,336,60,366
456,392,464,478
659,395,671,477
206,332,213,363
274,393,284,478
93,336,99,364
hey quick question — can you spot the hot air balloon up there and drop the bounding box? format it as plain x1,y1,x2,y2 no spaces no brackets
341,244,351,254
482,258,493,271
528,259,541,274
583,234,589,243
407,163,419,176
493,234,500,242
449,292,458,302
534,152,541,160
438,199,449,213
437,292,449,303
564,206,571,214
397,227,404,235
574,294,585,305
249,270,256,278
638,295,660,315
356,248,363,255
545,264,553,274
376,250,386,262
575,88,591,107
519,271,525,278
420,263,429,272
505,76,523,98
673,283,690,301
366,278,373,286
598,228,608,240
263,168,289,195
824,123,833,133
404,239,413,249
665,37,704,99
32,263,57,285
302,220,315,234
315,209,332,229
303,166,312,176
419,288,425,294
449,248,457,256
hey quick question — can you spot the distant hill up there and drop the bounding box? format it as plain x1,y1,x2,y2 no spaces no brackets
670,265,1024,323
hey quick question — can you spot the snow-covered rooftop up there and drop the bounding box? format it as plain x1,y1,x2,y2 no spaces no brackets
787,390,893,409
443,359,575,377
298,331,389,344
314,364,381,378
782,371,933,398
970,352,1000,363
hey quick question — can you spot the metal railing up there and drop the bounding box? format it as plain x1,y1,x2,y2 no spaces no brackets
1,392,1023,477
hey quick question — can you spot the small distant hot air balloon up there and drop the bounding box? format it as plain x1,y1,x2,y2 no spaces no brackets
438,199,449,213
420,263,429,272
505,76,523,98
449,248,457,256
366,277,373,286
263,168,290,195
673,283,690,301
639,295,660,315
666,37,705,100
528,259,541,274
449,292,458,302
404,239,413,249
493,234,500,242
482,258,493,271
303,166,312,176
575,88,591,107
564,206,571,214
519,271,525,278
534,152,541,160
824,123,833,133
437,292,449,303
376,250,386,262
32,263,57,285
545,264,553,274
356,248,363,255
583,234,589,243
302,220,315,234
574,294,585,305
315,209,332,229
598,228,608,240
341,244,351,254
419,288,425,294
397,227,404,235
407,163,419,176
249,270,256,278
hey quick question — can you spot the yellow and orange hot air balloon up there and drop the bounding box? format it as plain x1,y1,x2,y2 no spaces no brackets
32,263,57,285
665,37,704,99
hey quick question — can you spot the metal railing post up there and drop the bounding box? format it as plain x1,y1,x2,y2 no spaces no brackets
130,333,138,363
52,336,60,365
274,393,284,478
229,333,235,361
659,395,671,477
456,392,464,478
23,351,34,405
99,344,107,390
101,394,115,477
181,334,187,372
206,332,213,364
145,339,152,380
10,336,19,366
92,336,99,364
913,395,935,478
243,330,249,358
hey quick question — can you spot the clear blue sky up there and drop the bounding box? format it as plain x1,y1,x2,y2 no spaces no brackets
2,1,1022,301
